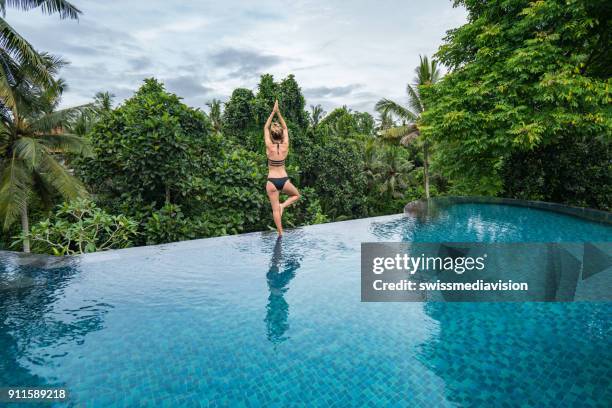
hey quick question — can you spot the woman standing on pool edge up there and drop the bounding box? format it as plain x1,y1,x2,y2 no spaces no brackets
265,100,300,236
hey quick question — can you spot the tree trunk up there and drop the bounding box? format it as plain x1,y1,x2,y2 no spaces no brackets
21,205,30,253
165,186,171,205
423,142,430,199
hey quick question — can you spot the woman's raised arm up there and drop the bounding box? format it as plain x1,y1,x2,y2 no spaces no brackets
264,101,277,146
274,101,289,143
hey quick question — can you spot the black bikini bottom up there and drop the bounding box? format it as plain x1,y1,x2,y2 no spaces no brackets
268,177,289,191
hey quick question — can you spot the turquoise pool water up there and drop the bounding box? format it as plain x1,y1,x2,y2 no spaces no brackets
0,203,611,407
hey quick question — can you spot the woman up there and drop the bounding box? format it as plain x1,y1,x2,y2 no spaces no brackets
264,100,300,236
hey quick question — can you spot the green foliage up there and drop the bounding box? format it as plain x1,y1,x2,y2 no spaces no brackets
19,199,138,255
319,107,375,138
0,52,90,254
278,74,308,129
301,136,368,218
376,55,442,199
252,74,279,126
501,133,611,210
193,145,269,232
309,104,326,129
422,0,612,203
77,78,211,206
19,72,433,254
144,204,193,245
223,88,256,135
0,0,80,95
206,99,223,134
280,187,329,227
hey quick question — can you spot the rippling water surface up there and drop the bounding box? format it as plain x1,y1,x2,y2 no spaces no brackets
1,204,610,407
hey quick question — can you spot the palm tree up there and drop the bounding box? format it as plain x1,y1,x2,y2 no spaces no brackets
309,104,326,128
206,99,223,134
363,137,378,192
376,110,395,133
375,55,441,199
0,0,80,96
0,55,90,252
93,91,114,112
375,145,414,199
69,91,114,136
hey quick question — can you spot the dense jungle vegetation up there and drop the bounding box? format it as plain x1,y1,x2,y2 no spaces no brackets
1,0,609,254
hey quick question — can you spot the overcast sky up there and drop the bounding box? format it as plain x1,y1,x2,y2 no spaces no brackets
10,0,466,114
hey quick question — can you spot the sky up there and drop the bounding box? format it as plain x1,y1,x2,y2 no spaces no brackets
9,0,466,114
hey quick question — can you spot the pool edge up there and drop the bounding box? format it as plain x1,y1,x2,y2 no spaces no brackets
404,196,612,225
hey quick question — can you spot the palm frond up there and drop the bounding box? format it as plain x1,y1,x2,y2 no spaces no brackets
379,124,418,140
38,153,88,200
37,133,92,156
94,91,114,111
415,55,442,85
406,84,423,114
0,60,15,111
400,131,420,147
0,126,10,152
0,18,53,86
0,156,31,229
375,98,417,122
0,0,81,19
30,103,91,132
13,136,47,169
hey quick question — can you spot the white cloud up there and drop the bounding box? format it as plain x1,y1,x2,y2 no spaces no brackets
133,17,209,42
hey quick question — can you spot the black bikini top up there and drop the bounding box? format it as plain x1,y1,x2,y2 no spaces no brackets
268,142,285,166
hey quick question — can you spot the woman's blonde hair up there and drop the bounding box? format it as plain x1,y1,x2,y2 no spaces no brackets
270,122,283,142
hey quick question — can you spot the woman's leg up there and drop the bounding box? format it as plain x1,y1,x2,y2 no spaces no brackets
266,181,283,235
280,181,300,212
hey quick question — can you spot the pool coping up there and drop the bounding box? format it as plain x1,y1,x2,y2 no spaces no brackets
404,196,612,225
0,213,407,266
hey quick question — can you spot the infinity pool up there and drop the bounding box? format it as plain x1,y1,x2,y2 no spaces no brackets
1,203,611,407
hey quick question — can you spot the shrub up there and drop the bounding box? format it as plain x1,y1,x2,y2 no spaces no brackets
301,136,368,219
76,78,211,207
18,199,138,255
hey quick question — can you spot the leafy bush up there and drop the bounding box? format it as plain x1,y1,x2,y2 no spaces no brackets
301,136,368,219
144,204,193,245
76,78,211,206
280,187,329,228
19,199,138,255
501,133,611,210
223,88,256,135
422,0,611,197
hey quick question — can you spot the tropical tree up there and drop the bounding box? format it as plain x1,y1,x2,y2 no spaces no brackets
421,0,611,205
278,74,308,129
0,55,90,252
222,88,255,135
252,74,278,126
309,104,325,129
206,98,223,134
79,78,211,208
0,0,80,100
374,145,414,200
375,55,441,198
69,91,114,136
318,106,374,138
93,91,114,112
376,110,395,133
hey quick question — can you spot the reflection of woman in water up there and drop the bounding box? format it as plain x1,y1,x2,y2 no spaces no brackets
264,100,300,236
265,237,300,345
